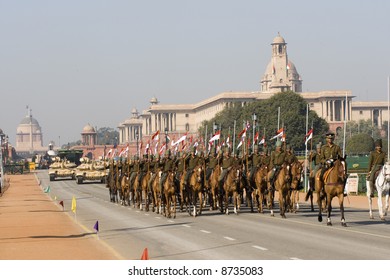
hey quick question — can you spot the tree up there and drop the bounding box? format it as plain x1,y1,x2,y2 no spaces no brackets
345,134,374,155
96,127,119,145
198,91,329,151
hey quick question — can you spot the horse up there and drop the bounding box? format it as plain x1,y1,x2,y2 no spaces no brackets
107,164,119,203
267,163,291,218
252,165,268,214
207,164,221,211
289,161,303,213
367,162,390,220
120,173,131,206
188,165,204,217
163,171,176,218
151,171,162,214
178,171,190,212
140,171,152,211
220,165,241,215
317,157,348,226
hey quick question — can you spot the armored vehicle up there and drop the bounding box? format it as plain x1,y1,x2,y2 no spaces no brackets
75,157,108,184
48,158,76,181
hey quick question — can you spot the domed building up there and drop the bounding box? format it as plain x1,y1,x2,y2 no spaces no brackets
261,33,302,93
81,123,97,146
15,107,46,156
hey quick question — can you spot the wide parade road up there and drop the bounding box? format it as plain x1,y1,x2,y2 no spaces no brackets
35,170,390,260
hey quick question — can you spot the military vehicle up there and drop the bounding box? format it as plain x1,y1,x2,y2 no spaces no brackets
48,158,77,181
75,157,108,184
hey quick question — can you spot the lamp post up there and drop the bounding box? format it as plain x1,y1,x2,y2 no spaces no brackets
252,113,257,151
164,127,168,151
135,128,139,158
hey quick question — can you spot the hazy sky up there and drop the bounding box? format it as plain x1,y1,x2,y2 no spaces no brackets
1,0,389,147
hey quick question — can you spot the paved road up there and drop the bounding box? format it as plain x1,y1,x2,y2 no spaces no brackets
35,170,390,260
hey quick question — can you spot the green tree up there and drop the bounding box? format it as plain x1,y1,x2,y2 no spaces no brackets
96,127,119,145
198,91,329,151
345,134,374,155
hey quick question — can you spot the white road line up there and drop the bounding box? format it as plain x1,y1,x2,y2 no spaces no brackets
252,245,268,251
200,230,211,234
224,236,236,241
155,217,161,220
145,213,150,216
290,257,302,260
182,224,191,228
167,220,175,223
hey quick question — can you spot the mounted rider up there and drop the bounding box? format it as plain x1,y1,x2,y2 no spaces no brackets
319,132,342,183
268,139,286,190
218,148,235,195
184,147,200,188
159,150,175,197
247,145,262,189
367,139,387,197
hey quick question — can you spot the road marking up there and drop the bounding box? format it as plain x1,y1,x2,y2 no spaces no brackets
290,257,302,260
252,245,268,251
167,220,175,223
155,217,161,220
200,230,211,234
224,236,236,241
145,213,150,216
182,224,191,228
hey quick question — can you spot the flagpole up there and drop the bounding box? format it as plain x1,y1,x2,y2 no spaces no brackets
277,106,280,132
205,125,208,153
388,76,390,162
343,92,347,157
304,104,309,192
233,120,236,155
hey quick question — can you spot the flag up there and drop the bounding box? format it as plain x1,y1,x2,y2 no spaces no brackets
151,130,159,141
43,186,50,193
71,196,77,213
144,141,150,154
140,248,149,260
270,128,284,140
106,148,113,158
59,200,64,209
209,131,220,143
237,140,243,149
226,136,230,148
259,136,265,145
281,134,286,142
305,129,313,145
93,221,99,232
254,131,259,143
172,133,187,146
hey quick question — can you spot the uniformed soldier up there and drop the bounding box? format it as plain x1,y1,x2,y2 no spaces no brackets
129,156,140,188
309,143,322,178
319,132,342,182
268,140,286,189
184,147,200,188
261,147,271,169
367,139,387,197
285,144,298,164
159,150,175,196
205,148,219,182
218,148,235,195
175,152,186,193
248,145,262,188
148,154,160,193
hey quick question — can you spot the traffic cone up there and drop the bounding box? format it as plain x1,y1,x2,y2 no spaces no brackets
140,248,149,260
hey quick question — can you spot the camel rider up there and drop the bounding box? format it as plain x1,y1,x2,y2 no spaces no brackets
248,145,262,189
159,150,175,196
309,143,322,178
268,140,286,190
319,132,342,183
218,148,235,195
184,147,200,188
367,139,386,197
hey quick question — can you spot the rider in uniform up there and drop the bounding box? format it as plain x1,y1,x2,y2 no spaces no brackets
319,132,342,183
247,145,262,189
285,144,298,164
159,150,175,197
218,148,235,195
367,139,387,197
268,140,286,190
184,147,200,189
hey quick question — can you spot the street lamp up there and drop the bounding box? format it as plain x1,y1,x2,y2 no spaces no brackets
252,113,257,151
135,128,139,158
164,127,168,151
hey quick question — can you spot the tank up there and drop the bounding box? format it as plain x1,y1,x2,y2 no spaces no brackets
48,157,76,181
75,157,108,184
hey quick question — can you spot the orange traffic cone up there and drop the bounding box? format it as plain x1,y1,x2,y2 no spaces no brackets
140,248,149,260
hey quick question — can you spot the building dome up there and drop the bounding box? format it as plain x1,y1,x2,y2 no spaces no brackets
16,108,45,154
272,34,286,45
82,123,96,133
19,115,40,126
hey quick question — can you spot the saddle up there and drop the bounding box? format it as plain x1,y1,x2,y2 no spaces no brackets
323,166,334,182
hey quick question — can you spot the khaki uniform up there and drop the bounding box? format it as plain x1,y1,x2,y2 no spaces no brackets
367,150,386,183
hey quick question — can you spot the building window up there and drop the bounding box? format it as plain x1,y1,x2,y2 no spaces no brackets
185,123,189,131
185,113,189,118
310,103,314,107
359,111,363,115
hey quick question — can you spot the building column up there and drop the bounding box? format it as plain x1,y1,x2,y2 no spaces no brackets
341,99,344,121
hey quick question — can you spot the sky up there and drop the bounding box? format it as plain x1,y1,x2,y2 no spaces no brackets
1,0,389,147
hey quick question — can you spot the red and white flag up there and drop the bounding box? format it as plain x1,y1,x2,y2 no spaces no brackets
151,130,159,141
172,133,187,146
254,131,259,143
259,136,265,145
305,129,313,145
270,128,284,140
209,131,220,143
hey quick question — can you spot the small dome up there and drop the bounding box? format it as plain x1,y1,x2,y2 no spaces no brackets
19,116,40,126
82,124,95,133
150,97,158,104
272,34,286,45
